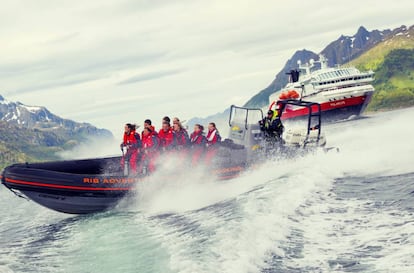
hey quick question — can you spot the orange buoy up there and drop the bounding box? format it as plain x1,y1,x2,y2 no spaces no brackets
288,89,300,99
279,91,288,100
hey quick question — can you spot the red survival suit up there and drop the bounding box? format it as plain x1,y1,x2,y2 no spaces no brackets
205,128,221,164
141,132,159,172
173,128,190,166
206,128,221,146
190,131,206,165
158,127,176,151
121,129,141,174
175,129,190,149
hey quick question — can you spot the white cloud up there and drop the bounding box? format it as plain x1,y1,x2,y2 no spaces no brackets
0,0,413,136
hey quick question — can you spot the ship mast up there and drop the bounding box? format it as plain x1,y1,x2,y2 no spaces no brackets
319,54,328,69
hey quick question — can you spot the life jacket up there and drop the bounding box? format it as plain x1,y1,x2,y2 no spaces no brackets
149,125,158,136
206,129,221,146
262,116,283,138
158,127,175,148
175,129,190,147
123,130,141,150
142,133,158,150
190,131,206,146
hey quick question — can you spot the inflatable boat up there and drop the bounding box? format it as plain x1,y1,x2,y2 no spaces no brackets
1,100,326,214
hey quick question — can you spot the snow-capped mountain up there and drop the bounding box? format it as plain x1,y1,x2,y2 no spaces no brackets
1,95,54,126
0,94,115,169
0,94,112,138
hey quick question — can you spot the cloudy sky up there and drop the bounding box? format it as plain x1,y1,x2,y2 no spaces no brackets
1,0,413,135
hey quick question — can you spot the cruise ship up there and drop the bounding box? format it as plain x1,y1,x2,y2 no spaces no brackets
268,55,375,122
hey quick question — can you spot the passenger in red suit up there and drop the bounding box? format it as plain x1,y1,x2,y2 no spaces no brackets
205,122,221,165
141,127,159,173
206,122,221,146
144,119,157,136
120,123,141,175
190,124,206,145
158,120,175,151
172,118,190,166
173,118,189,149
190,124,206,165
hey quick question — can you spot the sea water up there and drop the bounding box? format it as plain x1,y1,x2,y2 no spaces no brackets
1,107,413,273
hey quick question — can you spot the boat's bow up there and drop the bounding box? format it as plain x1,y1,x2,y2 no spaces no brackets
1,158,138,214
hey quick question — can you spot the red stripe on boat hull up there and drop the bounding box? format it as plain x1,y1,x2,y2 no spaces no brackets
281,95,369,120
5,177,133,191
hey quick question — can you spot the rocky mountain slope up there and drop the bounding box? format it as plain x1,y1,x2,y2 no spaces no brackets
0,95,114,169
244,25,411,108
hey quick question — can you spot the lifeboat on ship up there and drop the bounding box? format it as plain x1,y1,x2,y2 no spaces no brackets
1,100,327,214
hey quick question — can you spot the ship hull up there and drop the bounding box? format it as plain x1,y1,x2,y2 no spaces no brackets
281,92,373,123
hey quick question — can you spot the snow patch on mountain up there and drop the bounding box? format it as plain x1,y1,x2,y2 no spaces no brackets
0,94,113,139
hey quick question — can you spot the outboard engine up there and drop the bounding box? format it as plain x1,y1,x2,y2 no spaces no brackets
283,128,326,148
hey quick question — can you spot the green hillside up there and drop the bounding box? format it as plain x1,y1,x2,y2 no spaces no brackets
0,120,104,171
0,95,115,171
367,49,414,111
350,29,414,71
0,121,65,170
349,27,414,111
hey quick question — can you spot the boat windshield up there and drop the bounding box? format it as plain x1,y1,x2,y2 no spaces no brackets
229,105,263,129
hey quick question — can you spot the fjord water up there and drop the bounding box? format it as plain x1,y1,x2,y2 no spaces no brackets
1,107,414,273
